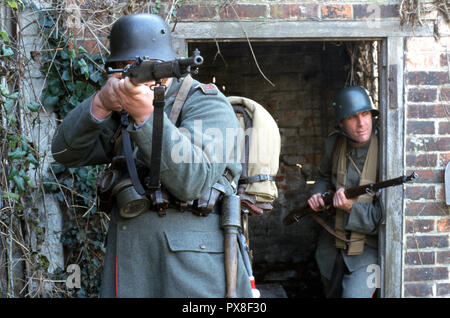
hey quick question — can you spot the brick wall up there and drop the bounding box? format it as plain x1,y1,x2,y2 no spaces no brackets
404,36,450,298
176,0,400,21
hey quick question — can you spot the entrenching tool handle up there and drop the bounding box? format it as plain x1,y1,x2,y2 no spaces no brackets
224,230,238,298
221,194,241,298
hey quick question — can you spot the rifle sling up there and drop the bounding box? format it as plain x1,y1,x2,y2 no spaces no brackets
147,85,166,190
311,213,364,244
120,111,146,196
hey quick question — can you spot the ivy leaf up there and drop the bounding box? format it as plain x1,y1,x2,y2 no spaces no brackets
43,94,59,109
60,49,70,60
2,46,14,57
9,147,27,159
4,98,15,111
61,69,71,81
0,84,9,95
51,162,66,174
78,58,89,80
6,1,18,10
12,175,25,193
25,153,39,167
78,46,88,54
1,191,20,200
26,101,41,112
89,71,102,83
0,30,9,42
8,92,18,99
69,94,79,106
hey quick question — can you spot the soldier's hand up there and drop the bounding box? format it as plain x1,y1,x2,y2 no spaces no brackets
115,76,155,126
92,73,123,119
333,188,355,212
308,193,325,212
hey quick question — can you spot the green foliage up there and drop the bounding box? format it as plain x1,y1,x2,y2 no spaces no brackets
0,25,38,202
40,29,106,117
39,6,109,297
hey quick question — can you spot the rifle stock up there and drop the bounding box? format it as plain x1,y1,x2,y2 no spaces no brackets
283,172,418,226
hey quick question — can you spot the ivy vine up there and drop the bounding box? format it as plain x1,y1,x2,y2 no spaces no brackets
38,2,110,297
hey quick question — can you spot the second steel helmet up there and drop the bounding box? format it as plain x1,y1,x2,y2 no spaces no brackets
332,86,379,126
105,14,178,68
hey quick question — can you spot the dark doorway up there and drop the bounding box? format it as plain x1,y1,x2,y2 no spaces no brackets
188,40,379,298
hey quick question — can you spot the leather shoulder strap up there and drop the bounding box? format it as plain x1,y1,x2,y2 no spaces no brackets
169,75,194,125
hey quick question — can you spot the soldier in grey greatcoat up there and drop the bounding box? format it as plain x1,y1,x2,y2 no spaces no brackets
51,14,252,298
307,86,382,298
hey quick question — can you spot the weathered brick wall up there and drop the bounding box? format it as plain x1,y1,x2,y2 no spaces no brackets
176,0,400,21
404,36,450,297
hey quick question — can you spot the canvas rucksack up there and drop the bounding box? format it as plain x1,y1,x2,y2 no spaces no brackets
228,96,280,215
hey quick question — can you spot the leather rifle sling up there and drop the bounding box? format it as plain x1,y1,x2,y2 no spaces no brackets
120,110,146,195
147,85,166,189
311,213,363,244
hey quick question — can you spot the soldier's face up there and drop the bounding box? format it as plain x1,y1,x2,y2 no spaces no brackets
338,110,373,144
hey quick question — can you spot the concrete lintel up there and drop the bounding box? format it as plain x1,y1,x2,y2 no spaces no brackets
172,20,434,41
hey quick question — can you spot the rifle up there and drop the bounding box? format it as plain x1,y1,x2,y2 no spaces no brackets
106,48,204,85
104,49,204,195
283,172,418,226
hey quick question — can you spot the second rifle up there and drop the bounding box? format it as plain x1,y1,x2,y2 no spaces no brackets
283,172,418,226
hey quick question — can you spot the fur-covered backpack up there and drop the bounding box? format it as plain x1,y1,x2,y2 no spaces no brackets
228,96,280,215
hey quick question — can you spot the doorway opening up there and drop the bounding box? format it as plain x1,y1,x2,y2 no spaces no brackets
188,40,380,298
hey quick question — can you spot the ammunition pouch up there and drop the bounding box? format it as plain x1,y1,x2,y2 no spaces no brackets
97,161,227,218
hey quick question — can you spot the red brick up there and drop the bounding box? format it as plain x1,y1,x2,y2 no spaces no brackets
437,219,450,232
406,219,435,233
405,251,435,265
437,251,450,264
407,71,449,85
406,137,450,152
404,267,448,282
408,88,437,102
270,4,319,20
219,4,267,19
321,4,352,20
406,235,448,249
405,169,444,183
439,122,450,135
439,153,450,167
405,185,436,200
404,283,433,297
406,154,437,167
407,104,447,118
441,88,450,102
437,284,450,296
406,202,447,216
177,5,216,20
407,121,435,134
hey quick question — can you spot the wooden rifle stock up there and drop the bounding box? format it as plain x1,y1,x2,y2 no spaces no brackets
283,172,418,226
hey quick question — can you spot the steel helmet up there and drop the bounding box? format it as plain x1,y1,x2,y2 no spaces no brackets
105,14,178,68
332,86,379,126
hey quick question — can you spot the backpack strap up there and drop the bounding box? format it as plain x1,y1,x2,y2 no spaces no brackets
169,74,194,126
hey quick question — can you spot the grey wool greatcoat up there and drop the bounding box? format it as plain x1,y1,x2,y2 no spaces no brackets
312,131,383,281
51,76,253,298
